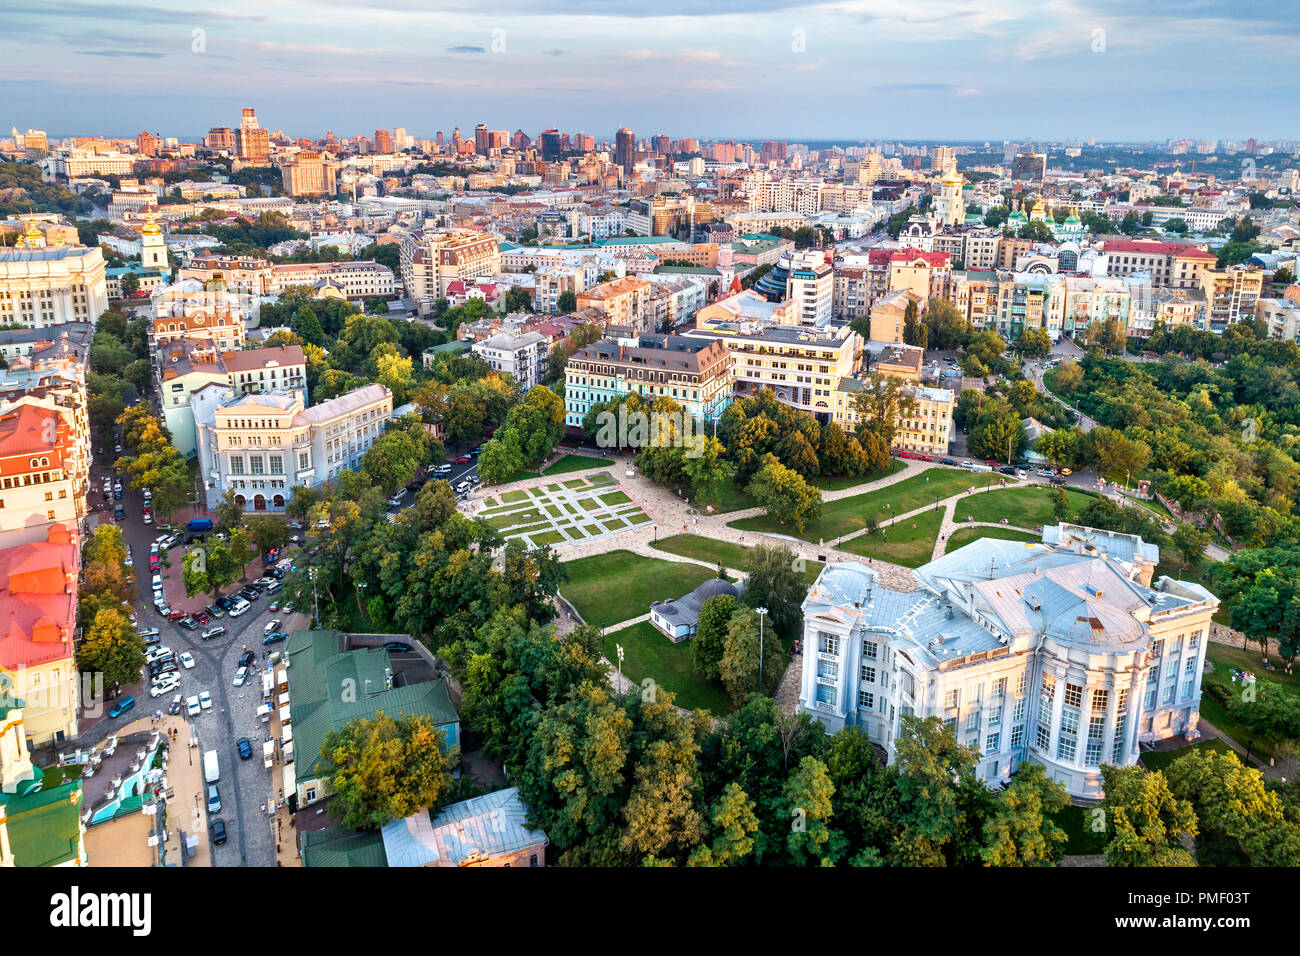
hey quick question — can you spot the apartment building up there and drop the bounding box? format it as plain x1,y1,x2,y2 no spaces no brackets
563,334,734,429
888,248,951,301
832,266,871,325
576,276,652,335
267,261,396,300
279,151,340,197
684,320,861,418
1257,296,1300,344
0,524,80,748
799,525,1217,799
472,330,547,391
193,383,392,511
1199,265,1264,332
786,251,834,327
0,229,108,329
833,342,954,455
1101,240,1216,289
178,254,274,297
399,229,501,316
868,289,924,344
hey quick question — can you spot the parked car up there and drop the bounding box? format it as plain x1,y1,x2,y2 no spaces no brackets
194,611,210,624
268,600,280,612
167,609,188,622
185,695,201,717
108,696,136,719
453,455,472,464
149,675,179,697
201,626,227,641
264,619,282,634
207,785,221,813
137,627,160,640
167,694,183,716
237,738,253,760
210,818,227,845
177,616,199,630
940,458,958,466
198,690,212,710
180,651,195,669
433,464,452,476
145,646,173,664
228,600,250,618
281,603,294,614
215,597,235,611
262,632,286,645
149,660,178,678
233,666,248,687
238,651,255,668
384,641,411,652
205,603,224,618
143,512,153,525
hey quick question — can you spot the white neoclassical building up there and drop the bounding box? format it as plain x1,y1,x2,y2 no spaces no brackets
799,524,1218,800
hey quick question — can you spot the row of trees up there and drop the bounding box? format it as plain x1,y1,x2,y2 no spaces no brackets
76,525,146,697
116,404,194,520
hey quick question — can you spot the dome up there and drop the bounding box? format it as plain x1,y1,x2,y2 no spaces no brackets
691,578,742,603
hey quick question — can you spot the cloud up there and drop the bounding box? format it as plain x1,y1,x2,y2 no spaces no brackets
445,44,486,53
78,49,167,58
955,87,982,96
252,41,394,55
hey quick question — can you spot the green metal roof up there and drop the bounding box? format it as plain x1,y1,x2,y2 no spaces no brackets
286,630,459,780
300,825,388,867
0,780,83,867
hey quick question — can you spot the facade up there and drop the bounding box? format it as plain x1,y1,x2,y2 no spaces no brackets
471,330,546,391
684,320,861,419
0,405,79,548
280,151,339,197
576,276,652,334
798,525,1217,800
0,525,80,748
1199,266,1264,333
194,383,392,511
399,229,501,316
785,250,834,327
563,334,734,429
0,699,86,866
868,289,924,344
1101,240,1216,289
267,261,395,300
0,228,108,330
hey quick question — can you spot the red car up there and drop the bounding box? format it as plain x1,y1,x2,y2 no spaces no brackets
194,611,211,624
453,455,472,464
167,609,188,622
918,455,934,462
984,460,1000,468
897,451,915,459
149,559,161,572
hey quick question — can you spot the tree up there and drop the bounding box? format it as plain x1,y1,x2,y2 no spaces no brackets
781,756,844,866
1052,360,1084,393
361,420,431,493
981,763,1070,866
890,716,988,866
969,412,1025,463
295,306,326,347
318,712,458,830
746,457,821,534
119,271,140,298
902,300,928,350
1170,523,1211,569
504,286,533,313
213,488,245,533
77,607,144,695
742,543,807,641
477,438,522,485
1013,327,1052,359
718,607,785,706
557,290,577,313
693,593,739,682
851,373,919,449
687,782,760,867
1098,764,1198,867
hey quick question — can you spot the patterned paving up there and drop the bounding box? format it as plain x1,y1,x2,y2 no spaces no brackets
474,472,653,547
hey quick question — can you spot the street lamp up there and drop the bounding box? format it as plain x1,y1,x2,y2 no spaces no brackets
756,607,769,687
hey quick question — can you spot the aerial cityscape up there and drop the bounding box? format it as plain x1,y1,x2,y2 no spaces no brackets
0,3,1296,916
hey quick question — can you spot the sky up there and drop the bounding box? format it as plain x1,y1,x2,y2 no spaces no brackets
4,0,1298,144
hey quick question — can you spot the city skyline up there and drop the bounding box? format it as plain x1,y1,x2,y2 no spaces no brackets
6,0,1300,141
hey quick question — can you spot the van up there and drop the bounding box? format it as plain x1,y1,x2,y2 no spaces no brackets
203,749,220,784
228,599,250,618
970,463,994,473
108,696,136,719
265,580,283,594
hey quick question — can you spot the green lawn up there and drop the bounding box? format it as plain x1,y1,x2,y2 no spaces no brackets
483,509,543,529
579,498,601,512
944,525,1039,554
838,508,944,568
812,459,907,491
651,533,824,586
695,460,906,514
600,491,632,506
499,489,529,504
1139,737,1237,774
730,468,975,542
562,550,719,627
694,482,757,514
582,523,601,536
601,620,733,714
502,470,541,483
1195,643,1300,761
954,485,1094,529
587,473,616,487
1153,551,1218,591
531,530,566,546
543,454,609,476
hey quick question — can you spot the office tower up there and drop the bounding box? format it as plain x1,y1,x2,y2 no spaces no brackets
539,129,563,161
374,128,393,153
474,123,489,154
615,127,636,175
931,145,954,171
237,107,269,160
207,127,236,151
136,131,158,157
652,134,671,156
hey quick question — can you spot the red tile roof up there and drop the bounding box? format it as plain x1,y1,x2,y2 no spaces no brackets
0,525,77,669
1102,240,1216,259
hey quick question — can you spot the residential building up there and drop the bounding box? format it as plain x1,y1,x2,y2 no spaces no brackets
868,289,924,344
832,266,871,325
472,330,547,390
563,334,734,429
267,261,396,300
1199,265,1264,332
1101,240,1216,289
279,151,339,197
0,405,79,548
399,230,501,316
0,698,86,866
576,276,652,334
0,524,80,748
799,524,1218,799
834,342,954,455
786,250,834,327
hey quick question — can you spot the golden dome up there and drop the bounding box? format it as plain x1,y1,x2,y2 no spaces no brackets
14,217,45,249
940,164,964,187
140,207,162,237
1031,197,1046,214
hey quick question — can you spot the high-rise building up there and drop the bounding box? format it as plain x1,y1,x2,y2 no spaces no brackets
237,107,269,161
539,129,563,161
930,145,955,171
206,126,236,151
1011,151,1047,181
615,127,636,176
374,128,393,153
279,151,339,197
652,134,672,156
573,132,594,153
474,123,489,155
136,131,158,157
512,129,532,150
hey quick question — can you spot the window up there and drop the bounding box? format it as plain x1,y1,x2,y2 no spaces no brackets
945,688,959,709
1010,725,1024,748
1190,632,1200,650
249,457,265,476
1145,687,1157,710
858,690,875,709
1088,715,1104,740
1162,684,1175,705
1182,679,1195,701
1040,674,1056,706
815,684,834,704
988,704,1001,726
1091,688,1109,713
966,711,979,732
1116,687,1129,713
1064,683,1083,708
863,640,878,660
298,451,309,470
1060,709,1079,736
986,733,1000,754
818,632,839,655
860,665,876,684
1152,639,1164,659
1056,737,1076,761
944,717,957,736
270,458,284,475
1013,697,1026,722
818,659,838,681
229,456,245,476
1185,657,1196,674
1035,723,1051,750
1085,740,1103,765
993,677,1006,697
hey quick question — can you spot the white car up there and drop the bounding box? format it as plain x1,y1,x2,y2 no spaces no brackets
198,690,212,710
149,674,180,697
143,512,153,525
264,619,282,634
137,627,160,639
145,646,173,664
151,574,163,590
281,603,295,614
185,695,201,717
180,651,195,669
228,601,249,618
233,666,248,687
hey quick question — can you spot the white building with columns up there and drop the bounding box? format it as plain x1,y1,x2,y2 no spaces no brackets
798,524,1218,800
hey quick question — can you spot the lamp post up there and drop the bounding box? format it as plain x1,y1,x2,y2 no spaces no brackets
615,642,624,694
756,606,769,687
307,568,319,625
